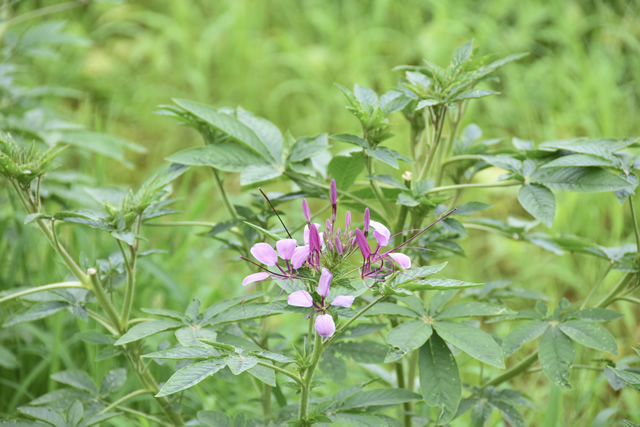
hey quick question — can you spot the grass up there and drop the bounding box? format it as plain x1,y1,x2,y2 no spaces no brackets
2,0,640,425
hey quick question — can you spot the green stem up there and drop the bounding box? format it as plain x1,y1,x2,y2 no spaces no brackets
212,168,238,219
324,295,387,347
427,181,521,195
86,309,119,336
144,221,218,227
0,281,84,304
256,361,302,385
116,406,173,427
418,107,447,181
99,389,152,414
299,332,324,425
441,154,484,166
435,109,461,186
628,196,640,262
616,296,640,304
580,265,612,309
365,152,394,217
88,269,122,333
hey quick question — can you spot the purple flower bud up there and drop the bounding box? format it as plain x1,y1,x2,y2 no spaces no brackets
363,208,370,236
331,295,355,307
276,239,297,260
330,179,337,206
345,210,351,229
288,290,314,307
318,268,332,298
355,229,371,259
242,272,270,287
291,245,310,269
250,243,278,266
326,219,332,233
309,223,321,252
334,236,343,255
389,253,411,269
302,198,311,222
315,314,336,337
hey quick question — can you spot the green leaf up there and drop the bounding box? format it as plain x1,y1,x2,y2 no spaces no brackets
480,155,522,173
399,278,482,291
538,326,574,389
385,320,433,362
539,138,632,161
364,302,421,318
367,147,398,169
419,334,461,425
432,321,505,368
3,301,69,327
226,355,259,375
51,370,97,395
156,359,226,397
380,91,410,115
416,98,442,110
289,134,330,163
247,363,276,387
115,320,181,345
502,320,549,357
354,85,378,108
436,302,511,319
100,368,127,396
166,143,267,172
54,210,113,231
450,40,473,71
173,99,274,162
367,174,407,189
518,184,556,227
328,153,365,190
541,154,614,169
391,263,448,285
339,388,422,411
17,406,66,426
236,106,283,163
559,320,618,355
333,341,388,364
143,346,220,360
489,400,526,427
569,308,623,322
330,134,369,148
175,326,217,347
608,367,640,392
240,164,282,185
532,167,633,193
0,346,18,369
252,350,293,364
198,410,232,427
450,89,499,102
451,201,492,216
397,193,419,207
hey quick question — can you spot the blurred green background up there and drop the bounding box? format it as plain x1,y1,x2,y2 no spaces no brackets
2,0,640,425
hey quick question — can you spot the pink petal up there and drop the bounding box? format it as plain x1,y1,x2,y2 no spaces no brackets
302,198,311,222
318,268,332,298
330,179,337,206
250,243,277,266
363,208,370,234
303,223,322,245
334,236,343,255
389,253,411,269
242,272,269,287
315,314,336,337
291,245,310,269
370,220,390,246
330,295,354,307
355,229,371,258
276,239,297,260
345,210,351,229
288,290,314,307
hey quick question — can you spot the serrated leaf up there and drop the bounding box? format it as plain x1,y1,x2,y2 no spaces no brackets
532,167,633,193
569,308,623,322
2,301,69,327
399,278,482,291
354,85,378,108
502,320,549,357
451,89,499,101
51,370,97,395
541,154,614,169
538,326,574,389
173,99,274,162
198,410,232,427
166,143,267,172
330,134,369,148
419,334,461,425
367,147,399,169
100,368,126,395
333,341,388,364
115,320,181,345
385,320,433,362
156,359,226,397
559,320,618,355
240,164,282,185
436,302,511,319
143,346,220,360
339,388,422,411
518,184,555,227
289,134,330,163
17,406,66,426
432,321,505,368
226,354,259,375
328,153,365,190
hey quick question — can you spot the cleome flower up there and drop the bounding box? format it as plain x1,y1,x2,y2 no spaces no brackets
287,268,354,337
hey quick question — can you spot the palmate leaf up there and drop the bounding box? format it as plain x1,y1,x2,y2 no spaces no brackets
419,334,461,425
226,355,259,375
538,326,574,389
502,320,549,357
532,167,634,193
333,341,388,364
338,388,422,412
435,302,511,319
432,321,505,368
51,370,97,395
156,359,226,397
385,320,433,362
114,320,181,345
166,143,267,172
518,184,555,227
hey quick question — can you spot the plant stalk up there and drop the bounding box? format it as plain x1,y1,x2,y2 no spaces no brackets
299,332,324,425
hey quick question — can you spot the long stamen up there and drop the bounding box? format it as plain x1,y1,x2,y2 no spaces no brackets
259,187,293,239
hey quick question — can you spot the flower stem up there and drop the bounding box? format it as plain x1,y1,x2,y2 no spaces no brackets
628,195,640,262
365,151,394,217
417,107,447,181
212,168,238,219
0,281,84,304
256,361,302,385
299,332,324,425
99,388,152,414
323,295,387,347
